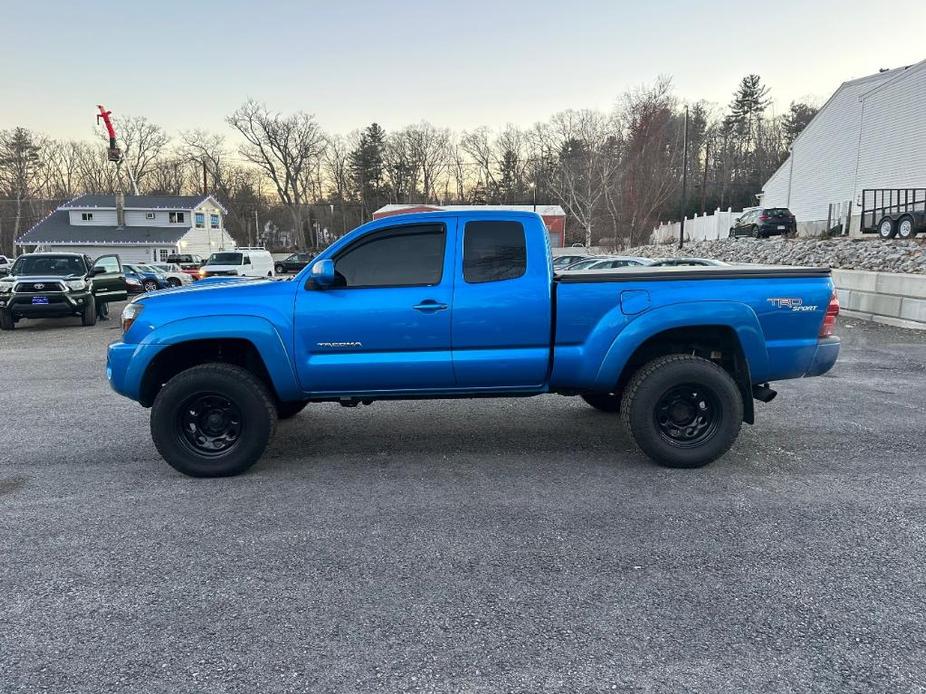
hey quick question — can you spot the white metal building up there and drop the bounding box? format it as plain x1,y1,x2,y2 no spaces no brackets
761,59,926,235
16,194,236,263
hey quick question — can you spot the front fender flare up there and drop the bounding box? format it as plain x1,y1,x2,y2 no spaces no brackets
129,315,302,403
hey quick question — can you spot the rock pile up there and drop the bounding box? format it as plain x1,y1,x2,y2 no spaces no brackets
624,237,926,274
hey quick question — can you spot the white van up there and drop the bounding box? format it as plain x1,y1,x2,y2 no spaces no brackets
199,248,275,279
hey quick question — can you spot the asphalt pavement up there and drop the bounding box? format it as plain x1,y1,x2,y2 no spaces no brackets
1,308,925,693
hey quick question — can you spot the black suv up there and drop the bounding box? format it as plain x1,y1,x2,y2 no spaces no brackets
729,208,797,238
0,253,127,330
274,252,314,274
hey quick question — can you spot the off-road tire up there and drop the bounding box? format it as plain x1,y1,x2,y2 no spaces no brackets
0,309,14,330
277,400,308,420
620,354,743,469
81,296,97,326
151,363,277,478
581,392,622,413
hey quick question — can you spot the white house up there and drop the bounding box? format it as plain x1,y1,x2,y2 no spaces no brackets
760,59,926,236
16,194,236,263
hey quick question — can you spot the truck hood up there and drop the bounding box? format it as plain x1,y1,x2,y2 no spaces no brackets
137,275,273,301
3,274,84,282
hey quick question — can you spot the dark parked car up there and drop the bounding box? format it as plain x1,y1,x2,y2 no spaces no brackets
729,208,797,238
274,252,314,274
0,252,126,330
649,257,729,267
123,263,171,293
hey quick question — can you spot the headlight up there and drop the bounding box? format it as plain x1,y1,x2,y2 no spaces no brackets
0,281,13,294
66,279,87,291
121,302,144,333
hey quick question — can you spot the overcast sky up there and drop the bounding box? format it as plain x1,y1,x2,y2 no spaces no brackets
2,0,924,140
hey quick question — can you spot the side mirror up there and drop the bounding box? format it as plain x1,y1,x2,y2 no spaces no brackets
309,259,335,288
89,266,106,277
734,217,742,224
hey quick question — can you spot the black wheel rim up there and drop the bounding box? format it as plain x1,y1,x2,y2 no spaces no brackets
653,383,722,448
176,392,243,458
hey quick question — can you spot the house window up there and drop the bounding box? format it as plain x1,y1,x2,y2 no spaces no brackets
159,249,170,261
210,213,220,229
194,213,205,228
81,212,93,221
169,212,186,224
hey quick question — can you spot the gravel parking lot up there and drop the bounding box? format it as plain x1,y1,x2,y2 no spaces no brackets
2,308,925,693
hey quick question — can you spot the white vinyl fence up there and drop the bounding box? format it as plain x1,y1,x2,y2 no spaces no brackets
651,208,742,244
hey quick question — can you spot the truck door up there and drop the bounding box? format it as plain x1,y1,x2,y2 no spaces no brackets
293,220,457,393
451,218,552,389
90,254,127,303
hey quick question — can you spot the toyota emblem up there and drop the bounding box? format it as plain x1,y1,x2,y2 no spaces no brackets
34,283,45,289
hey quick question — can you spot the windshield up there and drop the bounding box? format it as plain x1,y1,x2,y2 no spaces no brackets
139,265,159,273
11,255,86,277
207,253,242,265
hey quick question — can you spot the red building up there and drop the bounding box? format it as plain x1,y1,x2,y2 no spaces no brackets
372,204,567,248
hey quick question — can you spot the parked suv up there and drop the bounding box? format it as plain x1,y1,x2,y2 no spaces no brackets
166,254,204,281
729,208,797,238
0,252,126,330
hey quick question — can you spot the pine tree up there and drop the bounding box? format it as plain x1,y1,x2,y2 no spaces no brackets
349,123,387,218
782,101,818,148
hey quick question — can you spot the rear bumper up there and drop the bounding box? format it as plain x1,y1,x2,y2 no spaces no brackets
804,336,840,377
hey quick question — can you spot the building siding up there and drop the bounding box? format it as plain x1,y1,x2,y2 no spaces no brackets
855,62,926,192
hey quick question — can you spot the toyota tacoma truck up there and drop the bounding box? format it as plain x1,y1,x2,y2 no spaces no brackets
106,210,840,477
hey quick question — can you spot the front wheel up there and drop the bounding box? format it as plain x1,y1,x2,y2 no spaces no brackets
275,264,285,274
0,309,14,330
143,279,159,292
150,363,277,477
168,277,182,287
620,354,743,469
81,296,97,326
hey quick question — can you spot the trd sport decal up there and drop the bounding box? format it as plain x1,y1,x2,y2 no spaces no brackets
767,297,818,312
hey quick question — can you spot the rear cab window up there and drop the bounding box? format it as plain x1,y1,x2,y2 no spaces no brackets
463,220,527,283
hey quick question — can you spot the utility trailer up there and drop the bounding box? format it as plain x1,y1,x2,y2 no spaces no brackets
860,188,926,239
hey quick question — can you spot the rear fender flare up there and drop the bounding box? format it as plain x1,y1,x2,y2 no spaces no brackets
593,301,769,392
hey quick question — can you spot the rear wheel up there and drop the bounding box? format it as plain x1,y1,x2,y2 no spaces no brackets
751,226,762,239
275,264,285,274
878,217,896,239
150,363,277,477
0,309,14,330
81,296,97,326
581,392,621,413
897,216,916,239
620,354,743,469
168,277,182,287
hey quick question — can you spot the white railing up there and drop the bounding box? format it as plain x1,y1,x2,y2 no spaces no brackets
651,208,742,244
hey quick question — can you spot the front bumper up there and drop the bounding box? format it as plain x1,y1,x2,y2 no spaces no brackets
804,336,840,377
1,290,92,317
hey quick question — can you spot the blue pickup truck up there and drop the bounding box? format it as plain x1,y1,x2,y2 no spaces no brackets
107,210,840,477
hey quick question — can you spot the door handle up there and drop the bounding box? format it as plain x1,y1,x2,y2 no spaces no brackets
413,300,448,312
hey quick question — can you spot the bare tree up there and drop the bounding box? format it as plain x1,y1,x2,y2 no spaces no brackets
177,129,229,196
460,126,498,193
405,122,450,202
543,110,621,247
227,99,326,248
104,115,170,193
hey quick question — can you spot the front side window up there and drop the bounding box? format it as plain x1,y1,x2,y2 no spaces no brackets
194,213,205,228
210,214,220,229
334,224,445,288
93,256,120,273
463,220,527,283
169,212,186,224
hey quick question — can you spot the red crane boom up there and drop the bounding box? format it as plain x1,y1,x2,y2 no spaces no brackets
96,105,122,162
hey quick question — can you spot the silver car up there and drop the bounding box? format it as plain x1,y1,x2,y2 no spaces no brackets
150,263,193,287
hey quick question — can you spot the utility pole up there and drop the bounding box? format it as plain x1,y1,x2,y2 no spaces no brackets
253,209,259,247
202,159,208,195
679,105,690,250
530,182,537,212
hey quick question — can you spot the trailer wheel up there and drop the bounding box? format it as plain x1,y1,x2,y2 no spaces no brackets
896,216,916,240
877,217,896,239
620,354,743,469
